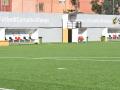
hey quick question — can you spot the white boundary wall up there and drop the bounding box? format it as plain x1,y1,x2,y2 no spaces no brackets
0,28,5,41
1,13,120,42
72,28,78,42
38,28,62,43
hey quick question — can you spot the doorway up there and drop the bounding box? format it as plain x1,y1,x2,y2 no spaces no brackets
68,29,72,43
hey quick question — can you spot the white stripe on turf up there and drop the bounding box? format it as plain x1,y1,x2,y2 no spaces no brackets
32,57,120,59
0,88,15,90
0,57,25,59
1,56,120,59
0,57,120,62
47,58,120,62
32,57,120,62
57,68,66,70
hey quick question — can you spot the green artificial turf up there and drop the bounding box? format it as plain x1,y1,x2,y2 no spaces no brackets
0,42,120,90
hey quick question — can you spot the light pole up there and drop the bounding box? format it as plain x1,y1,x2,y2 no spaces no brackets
51,0,53,13
36,0,38,13
75,0,78,12
1,0,4,11
3,0,6,12
65,0,66,12
113,0,114,15
0,0,1,11
0,0,2,11
22,0,23,13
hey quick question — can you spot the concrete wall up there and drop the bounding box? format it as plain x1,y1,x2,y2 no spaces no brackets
76,14,120,28
0,12,62,28
78,28,87,42
1,13,120,43
63,14,120,42
38,28,62,43
78,28,106,42
0,28,5,40
87,28,104,41
0,12,63,43
72,28,78,42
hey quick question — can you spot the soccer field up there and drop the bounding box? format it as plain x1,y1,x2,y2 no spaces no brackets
0,42,120,90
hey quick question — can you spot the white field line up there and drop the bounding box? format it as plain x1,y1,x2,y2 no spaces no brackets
32,58,94,61
1,56,120,59
0,57,25,59
0,88,15,90
96,60,120,62
32,57,120,59
57,68,66,70
0,56,120,62
26,57,120,62
36,58,120,62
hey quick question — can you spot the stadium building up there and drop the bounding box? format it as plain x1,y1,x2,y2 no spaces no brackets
0,12,120,45
0,0,103,13
63,13,120,42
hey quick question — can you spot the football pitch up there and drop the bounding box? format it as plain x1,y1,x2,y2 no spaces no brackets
0,42,120,90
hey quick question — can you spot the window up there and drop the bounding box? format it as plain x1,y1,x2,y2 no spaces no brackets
59,0,65,4
38,3,44,12
2,0,9,6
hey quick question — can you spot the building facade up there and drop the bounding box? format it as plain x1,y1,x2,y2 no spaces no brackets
0,0,12,11
0,12,120,43
0,0,103,13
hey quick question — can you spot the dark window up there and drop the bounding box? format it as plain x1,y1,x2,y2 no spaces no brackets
2,0,9,6
38,3,44,12
68,29,72,43
0,0,12,12
59,0,65,4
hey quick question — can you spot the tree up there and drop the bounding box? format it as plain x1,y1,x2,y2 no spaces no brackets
71,0,77,5
91,0,120,14
2,0,9,5
91,0,103,14
71,0,79,12
102,0,120,14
